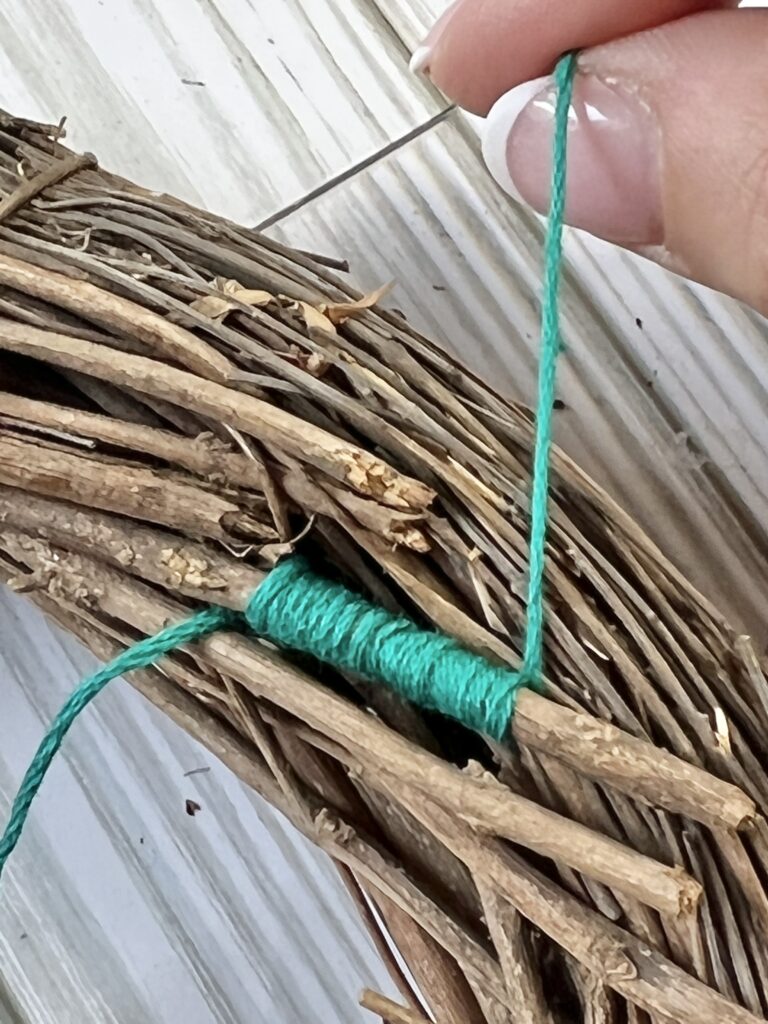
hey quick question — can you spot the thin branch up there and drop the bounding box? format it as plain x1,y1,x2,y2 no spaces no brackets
360,990,434,1024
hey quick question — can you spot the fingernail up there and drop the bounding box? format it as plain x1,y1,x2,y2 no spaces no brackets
482,73,664,246
409,0,462,76
409,45,432,74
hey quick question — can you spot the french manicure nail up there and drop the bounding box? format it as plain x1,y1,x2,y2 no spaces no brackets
409,45,432,74
482,73,664,246
409,0,462,77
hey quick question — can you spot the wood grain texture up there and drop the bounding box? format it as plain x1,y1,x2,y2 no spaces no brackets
0,0,443,223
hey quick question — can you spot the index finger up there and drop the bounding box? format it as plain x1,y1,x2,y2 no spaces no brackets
418,0,737,114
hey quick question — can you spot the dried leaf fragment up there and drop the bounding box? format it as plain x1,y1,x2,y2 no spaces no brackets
320,282,394,324
289,298,337,335
190,277,273,319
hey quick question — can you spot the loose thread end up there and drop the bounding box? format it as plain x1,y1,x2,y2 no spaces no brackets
0,604,236,881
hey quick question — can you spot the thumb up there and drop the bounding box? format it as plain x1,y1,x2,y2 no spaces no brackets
481,9,768,313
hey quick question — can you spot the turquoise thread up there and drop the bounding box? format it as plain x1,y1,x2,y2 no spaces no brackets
0,54,576,874
244,557,523,738
0,605,237,878
520,52,575,688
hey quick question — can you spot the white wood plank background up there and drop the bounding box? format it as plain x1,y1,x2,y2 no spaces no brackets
0,0,443,222
0,592,394,1024
2,1,767,1021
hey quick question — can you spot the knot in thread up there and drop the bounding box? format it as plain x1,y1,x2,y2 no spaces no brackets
245,557,524,740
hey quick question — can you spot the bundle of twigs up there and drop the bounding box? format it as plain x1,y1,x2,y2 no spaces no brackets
0,110,767,1024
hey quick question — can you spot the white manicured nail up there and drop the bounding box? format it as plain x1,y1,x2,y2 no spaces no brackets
409,45,432,75
481,72,664,246
481,77,552,204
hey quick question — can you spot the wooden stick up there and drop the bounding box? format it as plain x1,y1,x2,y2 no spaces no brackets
0,485,264,607
332,514,756,834
0,153,96,224
514,690,756,831
7,568,501,1022
312,808,507,1005
0,533,704,918
0,391,269,491
1,542,509,1011
392,785,766,1024
201,635,701,917
361,898,485,1024
566,960,618,1024
0,250,232,380
476,880,553,1024
4,540,765,1019
1,482,750,836
56,532,702,915
0,394,429,550
360,990,434,1024
0,319,434,511
0,435,272,542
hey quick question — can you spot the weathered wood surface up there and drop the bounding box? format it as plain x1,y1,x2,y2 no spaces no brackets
1,0,767,1021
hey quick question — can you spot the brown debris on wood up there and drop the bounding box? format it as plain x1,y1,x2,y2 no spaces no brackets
0,110,767,1024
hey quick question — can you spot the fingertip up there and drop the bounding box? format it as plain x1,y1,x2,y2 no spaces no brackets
412,0,736,115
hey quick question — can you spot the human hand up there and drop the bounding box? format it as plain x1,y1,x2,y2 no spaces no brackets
410,1,768,314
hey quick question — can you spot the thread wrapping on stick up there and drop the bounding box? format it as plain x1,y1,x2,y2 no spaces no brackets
245,556,524,738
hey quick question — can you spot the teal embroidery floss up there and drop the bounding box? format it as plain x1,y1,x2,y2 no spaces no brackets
0,605,238,878
0,52,576,873
244,556,524,739
518,51,576,689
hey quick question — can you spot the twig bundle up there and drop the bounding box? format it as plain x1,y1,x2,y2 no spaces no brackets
0,110,767,1024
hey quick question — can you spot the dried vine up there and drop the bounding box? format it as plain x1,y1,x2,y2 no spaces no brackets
0,110,767,1024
